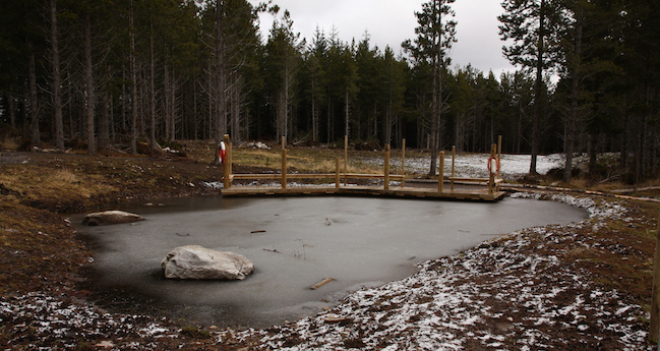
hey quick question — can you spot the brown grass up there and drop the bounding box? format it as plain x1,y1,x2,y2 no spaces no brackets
0,164,116,210
0,137,20,150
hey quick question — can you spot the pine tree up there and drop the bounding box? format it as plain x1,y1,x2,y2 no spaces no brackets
499,0,567,174
403,0,457,176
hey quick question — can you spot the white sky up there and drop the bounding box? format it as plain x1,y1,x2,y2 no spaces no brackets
250,0,516,78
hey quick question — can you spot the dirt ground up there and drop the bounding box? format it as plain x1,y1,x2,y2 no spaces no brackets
0,146,658,350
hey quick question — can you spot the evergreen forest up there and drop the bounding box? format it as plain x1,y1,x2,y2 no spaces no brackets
0,0,659,182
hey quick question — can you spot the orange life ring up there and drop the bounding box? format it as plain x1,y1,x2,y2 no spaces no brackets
218,142,226,164
487,156,500,175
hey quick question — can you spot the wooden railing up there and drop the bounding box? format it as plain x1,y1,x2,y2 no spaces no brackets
222,134,502,195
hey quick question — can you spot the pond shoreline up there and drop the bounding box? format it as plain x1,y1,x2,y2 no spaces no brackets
0,150,657,350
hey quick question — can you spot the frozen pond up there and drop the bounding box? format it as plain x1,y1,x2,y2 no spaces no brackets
75,196,587,328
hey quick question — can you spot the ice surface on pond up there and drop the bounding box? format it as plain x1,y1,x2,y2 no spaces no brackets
75,195,586,328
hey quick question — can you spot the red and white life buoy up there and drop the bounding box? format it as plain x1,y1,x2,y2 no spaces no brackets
487,156,500,175
218,142,227,164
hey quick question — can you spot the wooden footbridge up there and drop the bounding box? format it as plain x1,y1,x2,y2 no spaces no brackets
220,135,506,202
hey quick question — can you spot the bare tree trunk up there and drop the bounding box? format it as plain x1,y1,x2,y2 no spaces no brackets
312,78,318,142
98,90,109,150
428,0,444,177
139,68,146,136
193,78,198,139
245,106,251,141
121,64,127,132
207,63,213,140
280,65,290,141
287,72,293,141
530,0,546,174
327,96,332,143
385,89,393,146
276,89,285,140
8,90,15,128
621,102,629,169
564,4,583,183
588,133,598,176
516,105,522,154
29,52,41,148
170,70,177,141
149,20,157,150
428,58,439,175
373,103,378,140
230,72,241,143
84,12,96,154
164,66,171,141
50,0,64,150
109,97,115,142
215,2,226,162
344,88,349,139
130,0,138,154
639,115,648,179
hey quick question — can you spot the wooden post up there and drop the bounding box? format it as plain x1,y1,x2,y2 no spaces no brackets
488,144,496,194
650,210,660,343
281,136,287,189
335,158,341,189
228,139,233,179
384,144,390,190
497,135,502,180
401,138,406,188
344,135,348,186
451,145,456,192
223,134,231,189
438,151,445,193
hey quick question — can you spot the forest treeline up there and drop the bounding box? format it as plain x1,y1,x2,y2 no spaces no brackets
0,0,658,181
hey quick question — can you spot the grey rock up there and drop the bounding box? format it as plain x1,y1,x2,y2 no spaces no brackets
161,245,254,280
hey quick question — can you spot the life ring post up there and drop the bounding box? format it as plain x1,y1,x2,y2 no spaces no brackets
497,135,502,179
488,144,496,194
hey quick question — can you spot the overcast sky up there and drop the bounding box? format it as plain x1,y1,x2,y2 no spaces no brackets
250,0,516,78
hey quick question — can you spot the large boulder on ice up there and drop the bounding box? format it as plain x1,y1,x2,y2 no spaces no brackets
82,210,145,226
161,245,254,280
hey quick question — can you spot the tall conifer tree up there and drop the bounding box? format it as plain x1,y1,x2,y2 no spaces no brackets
499,0,567,174
403,0,457,176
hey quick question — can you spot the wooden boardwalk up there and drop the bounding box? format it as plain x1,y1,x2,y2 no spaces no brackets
222,184,506,202
219,135,507,202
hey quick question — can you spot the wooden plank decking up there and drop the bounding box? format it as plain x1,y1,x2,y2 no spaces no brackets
219,134,507,202
221,185,506,202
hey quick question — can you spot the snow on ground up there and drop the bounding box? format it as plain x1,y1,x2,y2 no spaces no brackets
0,292,179,350
358,153,565,180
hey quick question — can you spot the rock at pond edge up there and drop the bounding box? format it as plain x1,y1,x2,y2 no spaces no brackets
161,245,254,280
82,210,145,226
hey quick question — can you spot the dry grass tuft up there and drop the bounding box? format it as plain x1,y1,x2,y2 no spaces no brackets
0,137,20,150
0,164,116,210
